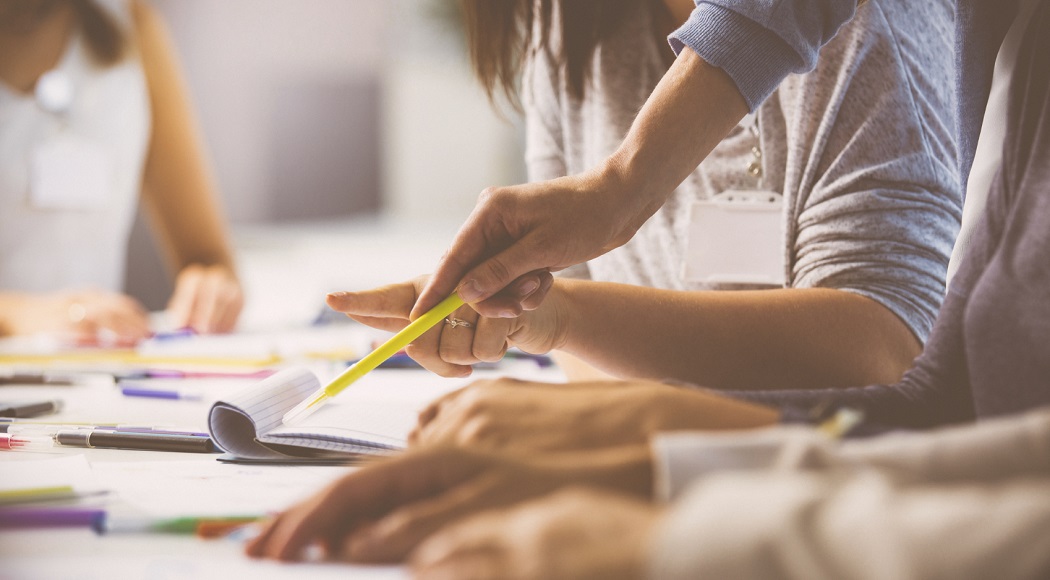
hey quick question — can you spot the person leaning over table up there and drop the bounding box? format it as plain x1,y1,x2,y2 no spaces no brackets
327,0,960,395
0,0,242,345
323,0,1046,452
246,0,1050,577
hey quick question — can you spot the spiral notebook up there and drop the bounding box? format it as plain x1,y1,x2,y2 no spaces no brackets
208,367,417,462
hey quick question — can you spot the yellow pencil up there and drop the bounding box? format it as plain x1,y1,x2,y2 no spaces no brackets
282,292,466,425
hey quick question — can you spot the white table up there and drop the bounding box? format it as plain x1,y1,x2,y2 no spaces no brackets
0,350,563,579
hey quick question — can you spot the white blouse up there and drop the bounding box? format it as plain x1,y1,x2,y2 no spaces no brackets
0,0,149,293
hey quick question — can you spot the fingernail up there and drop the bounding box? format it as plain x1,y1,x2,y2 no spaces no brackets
498,310,517,318
518,279,539,296
457,280,484,302
327,291,350,299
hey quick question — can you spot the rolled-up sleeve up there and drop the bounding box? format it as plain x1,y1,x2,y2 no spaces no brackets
775,0,960,343
669,0,857,111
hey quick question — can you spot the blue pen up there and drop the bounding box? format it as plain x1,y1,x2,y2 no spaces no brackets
120,385,203,401
150,327,196,341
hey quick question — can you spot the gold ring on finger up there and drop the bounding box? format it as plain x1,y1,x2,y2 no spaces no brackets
444,317,473,329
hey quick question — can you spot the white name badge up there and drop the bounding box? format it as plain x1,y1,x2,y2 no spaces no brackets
682,190,786,286
30,136,113,210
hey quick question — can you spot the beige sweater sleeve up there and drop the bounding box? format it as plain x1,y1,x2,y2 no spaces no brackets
647,408,1050,580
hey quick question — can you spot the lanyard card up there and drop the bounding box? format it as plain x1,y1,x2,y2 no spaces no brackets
682,190,786,286
30,135,113,210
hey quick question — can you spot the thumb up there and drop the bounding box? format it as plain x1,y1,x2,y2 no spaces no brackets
456,236,554,306
327,283,419,320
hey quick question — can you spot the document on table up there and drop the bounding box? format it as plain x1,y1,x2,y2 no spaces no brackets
0,455,105,505
209,368,431,461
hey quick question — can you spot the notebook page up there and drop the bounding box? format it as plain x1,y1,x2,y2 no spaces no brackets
259,397,418,452
208,368,321,459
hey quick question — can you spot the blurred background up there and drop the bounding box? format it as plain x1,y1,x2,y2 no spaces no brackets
125,0,526,327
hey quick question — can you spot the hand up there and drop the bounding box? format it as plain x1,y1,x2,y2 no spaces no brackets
411,378,781,453
166,263,242,333
326,276,568,378
413,167,655,320
0,289,150,346
412,487,662,580
244,445,651,564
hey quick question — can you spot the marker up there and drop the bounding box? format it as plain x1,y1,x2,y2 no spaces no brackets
96,514,265,536
150,327,196,341
119,369,276,380
55,430,217,453
0,423,207,437
0,399,63,418
0,507,104,529
0,433,54,451
120,385,204,401
283,292,466,425
0,371,107,384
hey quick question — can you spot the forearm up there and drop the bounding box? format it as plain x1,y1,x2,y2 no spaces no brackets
134,0,236,275
650,471,1050,580
550,280,919,391
599,48,748,234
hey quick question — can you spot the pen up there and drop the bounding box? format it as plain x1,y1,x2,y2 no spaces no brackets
120,385,204,401
96,514,264,536
0,433,54,451
0,399,63,418
117,369,275,381
0,422,208,437
55,430,217,453
0,507,105,529
283,292,466,425
0,372,78,386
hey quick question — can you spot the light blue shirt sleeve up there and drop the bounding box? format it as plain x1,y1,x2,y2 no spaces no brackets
669,1,857,111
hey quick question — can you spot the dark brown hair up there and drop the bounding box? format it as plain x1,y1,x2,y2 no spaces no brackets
0,0,127,65
72,0,127,66
460,0,638,108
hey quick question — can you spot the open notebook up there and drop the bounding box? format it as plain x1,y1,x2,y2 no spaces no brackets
208,367,420,461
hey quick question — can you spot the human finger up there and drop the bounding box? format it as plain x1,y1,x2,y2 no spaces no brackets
409,381,498,445
410,511,513,580
413,191,512,316
438,305,482,366
249,449,483,561
212,281,243,333
167,265,204,329
470,316,512,363
343,473,510,562
462,235,562,319
326,280,420,320
519,270,554,312
197,268,242,333
405,319,472,378
90,297,151,342
186,269,224,334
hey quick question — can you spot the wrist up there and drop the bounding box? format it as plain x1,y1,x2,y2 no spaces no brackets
544,279,574,352
589,157,666,239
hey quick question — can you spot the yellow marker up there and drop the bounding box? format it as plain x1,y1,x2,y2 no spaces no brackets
282,293,466,425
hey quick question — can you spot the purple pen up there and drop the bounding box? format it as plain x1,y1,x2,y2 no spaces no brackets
0,508,105,529
120,385,203,401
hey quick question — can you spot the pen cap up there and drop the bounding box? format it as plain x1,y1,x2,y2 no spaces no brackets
55,430,91,447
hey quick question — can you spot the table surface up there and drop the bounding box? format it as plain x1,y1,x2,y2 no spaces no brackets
0,336,564,580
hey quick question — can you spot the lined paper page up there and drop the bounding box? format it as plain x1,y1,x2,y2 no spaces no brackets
208,368,321,460
208,367,413,460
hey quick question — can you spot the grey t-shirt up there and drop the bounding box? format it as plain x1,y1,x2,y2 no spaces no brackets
522,0,961,342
